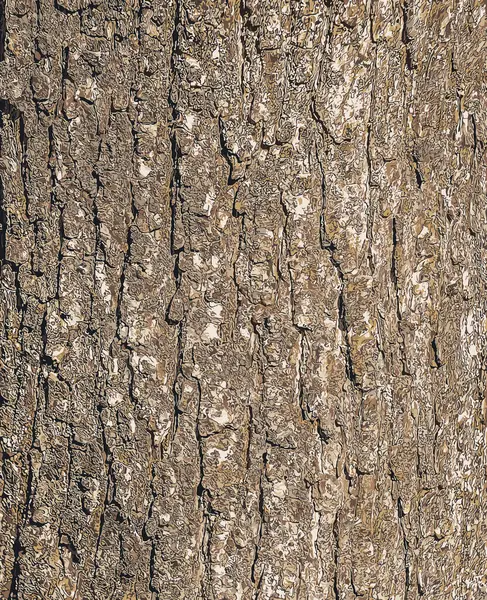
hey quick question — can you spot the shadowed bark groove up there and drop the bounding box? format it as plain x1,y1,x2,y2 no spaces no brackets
1,0,487,598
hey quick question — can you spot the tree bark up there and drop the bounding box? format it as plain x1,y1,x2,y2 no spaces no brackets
1,0,486,598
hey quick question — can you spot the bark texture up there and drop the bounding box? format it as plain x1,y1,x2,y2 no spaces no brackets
1,0,487,598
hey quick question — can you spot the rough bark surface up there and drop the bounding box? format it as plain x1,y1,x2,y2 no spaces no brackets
1,0,487,598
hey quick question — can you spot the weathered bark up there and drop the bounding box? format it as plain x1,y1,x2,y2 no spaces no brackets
1,0,487,598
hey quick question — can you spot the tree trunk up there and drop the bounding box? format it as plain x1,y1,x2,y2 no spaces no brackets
1,0,486,598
